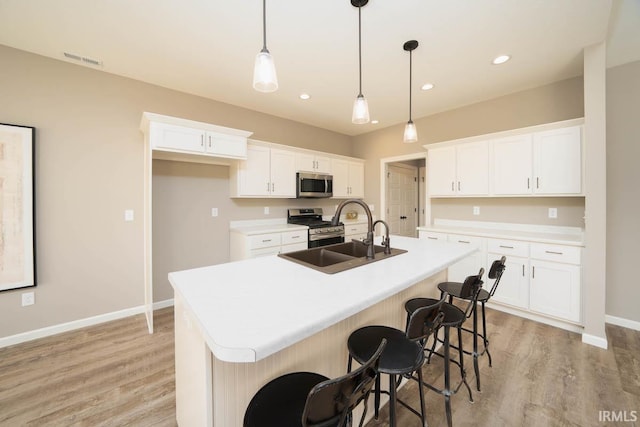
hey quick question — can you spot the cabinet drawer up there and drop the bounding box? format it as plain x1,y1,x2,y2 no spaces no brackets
344,223,368,236
419,231,447,241
530,243,580,265
447,234,483,249
281,242,308,254
282,230,307,245
487,238,529,258
248,233,282,249
249,246,282,258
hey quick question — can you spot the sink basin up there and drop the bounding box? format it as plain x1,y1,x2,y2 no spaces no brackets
324,241,386,258
278,240,407,274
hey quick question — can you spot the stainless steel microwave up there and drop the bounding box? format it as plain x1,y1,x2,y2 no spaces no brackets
296,172,333,198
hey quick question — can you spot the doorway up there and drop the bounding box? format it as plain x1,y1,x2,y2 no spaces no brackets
380,153,428,238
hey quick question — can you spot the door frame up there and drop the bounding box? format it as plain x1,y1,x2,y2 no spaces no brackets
379,153,429,228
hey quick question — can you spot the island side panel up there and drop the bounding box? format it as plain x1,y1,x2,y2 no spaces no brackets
210,271,445,426
174,294,213,427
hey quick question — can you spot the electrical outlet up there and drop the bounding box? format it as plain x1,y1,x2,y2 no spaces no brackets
473,206,480,216
124,209,134,222
264,206,270,215
22,292,35,306
548,208,558,219
211,208,218,217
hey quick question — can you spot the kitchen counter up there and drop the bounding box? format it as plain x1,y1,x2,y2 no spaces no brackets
171,235,475,426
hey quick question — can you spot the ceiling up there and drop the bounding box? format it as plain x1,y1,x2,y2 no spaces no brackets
0,0,638,136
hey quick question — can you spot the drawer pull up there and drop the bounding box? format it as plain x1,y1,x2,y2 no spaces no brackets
262,239,272,243
427,237,438,240
458,240,470,244
545,250,563,255
291,235,300,239
499,245,514,249
522,265,525,276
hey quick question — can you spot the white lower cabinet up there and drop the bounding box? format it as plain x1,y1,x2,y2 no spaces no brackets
344,222,368,242
529,243,581,322
419,230,583,325
230,228,308,261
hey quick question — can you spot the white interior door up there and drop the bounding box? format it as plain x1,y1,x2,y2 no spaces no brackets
387,164,418,237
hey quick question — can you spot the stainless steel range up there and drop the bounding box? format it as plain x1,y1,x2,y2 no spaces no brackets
287,208,345,248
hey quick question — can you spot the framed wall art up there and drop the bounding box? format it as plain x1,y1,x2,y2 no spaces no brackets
0,123,36,292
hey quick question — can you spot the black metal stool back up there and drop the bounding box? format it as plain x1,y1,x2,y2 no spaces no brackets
459,268,485,318
487,256,507,298
406,296,446,343
302,339,386,427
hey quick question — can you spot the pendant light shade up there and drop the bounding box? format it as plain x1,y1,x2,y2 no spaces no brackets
403,40,418,143
351,0,370,124
253,0,278,92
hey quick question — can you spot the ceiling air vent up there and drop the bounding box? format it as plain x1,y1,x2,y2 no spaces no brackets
63,52,103,67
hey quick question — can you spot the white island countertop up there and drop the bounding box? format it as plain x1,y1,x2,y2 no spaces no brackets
169,235,475,363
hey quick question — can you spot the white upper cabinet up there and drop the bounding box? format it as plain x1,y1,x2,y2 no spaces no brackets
532,126,582,195
332,159,365,198
428,141,489,196
230,142,296,198
492,134,534,195
491,125,582,196
296,153,332,174
141,113,252,162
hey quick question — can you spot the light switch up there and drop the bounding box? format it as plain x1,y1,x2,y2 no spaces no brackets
124,209,134,222
264,206,270,215
473,206,480,216
548,208,558,219
211,208,219,217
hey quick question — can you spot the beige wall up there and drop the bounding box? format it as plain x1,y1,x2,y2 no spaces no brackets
606,60,640,323
352,77,586,226
0,45,351,338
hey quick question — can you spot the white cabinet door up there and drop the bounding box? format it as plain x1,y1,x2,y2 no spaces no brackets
348,162,365,198
492,134,533,195
270,149,296,197
533,126,582,194
206,132,247,158
489,254,529,309
295,153,332,174
332,159,357,198
456,141,489,195
529,260,581,322
446,235,485,282
315,156,332,174
239,145,272,196
151,122,205,153
427,146,456,196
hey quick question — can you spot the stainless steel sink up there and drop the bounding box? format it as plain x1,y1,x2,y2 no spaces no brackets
278,241,407,274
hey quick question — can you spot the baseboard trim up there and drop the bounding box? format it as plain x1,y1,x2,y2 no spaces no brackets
605,314,640,332
581,333,608,349
0,299,175,349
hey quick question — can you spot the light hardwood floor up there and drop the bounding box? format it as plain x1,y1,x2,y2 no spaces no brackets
1,307,638,426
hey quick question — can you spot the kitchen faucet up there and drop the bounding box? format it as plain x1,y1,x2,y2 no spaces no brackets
331,199,375,259
373,219,392,255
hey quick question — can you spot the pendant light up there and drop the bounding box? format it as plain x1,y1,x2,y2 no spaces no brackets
351,0,370,124
253,0,278,92
403,40,418,143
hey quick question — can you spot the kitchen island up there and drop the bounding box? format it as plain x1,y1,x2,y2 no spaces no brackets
170,235,476,426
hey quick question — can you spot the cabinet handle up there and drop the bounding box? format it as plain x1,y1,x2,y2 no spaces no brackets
291,235,300,239
201,135,204,147
536,177,539,189
452,182,454,191
527,178,530,189
545,250,563,255
458,240,470,244
262,239,272,243
522,265,525,276
532,266,535,279
458,181,461,191
267,182,270,192
427,237,438,240
208,135,212,148
499,245,514,249
272,183,275,191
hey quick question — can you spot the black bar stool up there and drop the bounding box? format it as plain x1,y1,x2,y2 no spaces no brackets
404,269,484,427
437,257,506,391
347,295,446,427
244,339,386,427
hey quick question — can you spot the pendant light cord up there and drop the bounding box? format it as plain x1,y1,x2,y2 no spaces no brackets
409,49,413,121
358,5,363,96
262,0,267,51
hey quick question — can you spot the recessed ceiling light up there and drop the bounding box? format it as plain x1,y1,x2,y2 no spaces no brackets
371,120,379,124
421,83,434,91
492,55,511,65
299,93,311,100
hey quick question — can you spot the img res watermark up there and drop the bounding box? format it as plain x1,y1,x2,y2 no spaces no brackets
598,410,638,423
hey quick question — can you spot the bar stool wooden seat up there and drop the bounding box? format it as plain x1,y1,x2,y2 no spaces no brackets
244,339,386,427
437,257,506,391
346,296,446,427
